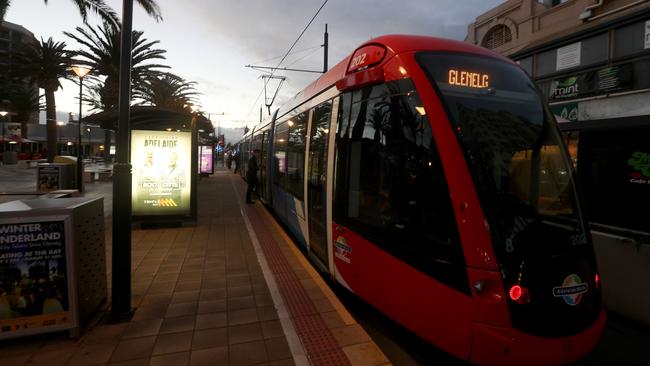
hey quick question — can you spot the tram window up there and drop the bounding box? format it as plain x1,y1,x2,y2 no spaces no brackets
578,128,650,234
274,122,289,187
334,93,352,219
287,112,308,200
334,80,468,292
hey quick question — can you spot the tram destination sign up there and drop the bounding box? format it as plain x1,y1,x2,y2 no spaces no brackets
448,69,489,88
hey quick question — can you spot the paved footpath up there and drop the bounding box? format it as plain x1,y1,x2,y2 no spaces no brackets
0,168,389,366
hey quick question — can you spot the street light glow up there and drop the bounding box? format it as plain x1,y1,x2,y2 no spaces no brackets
0,111,7,117
72,65,92,78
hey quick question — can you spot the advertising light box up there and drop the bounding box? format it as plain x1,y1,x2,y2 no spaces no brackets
0,218,76,338
199,145,214,174
131,130,192,216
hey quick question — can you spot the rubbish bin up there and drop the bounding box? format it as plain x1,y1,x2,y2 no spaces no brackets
37,163,75,192
0,197,106,339
54,156,82,191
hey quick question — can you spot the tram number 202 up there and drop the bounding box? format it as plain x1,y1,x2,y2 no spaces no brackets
350,53,367,69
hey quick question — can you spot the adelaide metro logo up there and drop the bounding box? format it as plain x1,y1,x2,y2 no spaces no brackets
552,274,589,306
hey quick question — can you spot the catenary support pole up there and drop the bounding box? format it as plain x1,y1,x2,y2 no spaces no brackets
323,24,328,73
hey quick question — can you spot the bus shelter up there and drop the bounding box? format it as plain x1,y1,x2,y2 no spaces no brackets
86,107,215,225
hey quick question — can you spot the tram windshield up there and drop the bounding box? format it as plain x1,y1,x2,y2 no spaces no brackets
417,52,589,275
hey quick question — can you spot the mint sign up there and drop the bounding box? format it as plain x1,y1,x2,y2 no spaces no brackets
550,76,579,99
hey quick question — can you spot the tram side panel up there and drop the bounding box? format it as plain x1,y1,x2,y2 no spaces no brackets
270,118,309,249
330,78,476,358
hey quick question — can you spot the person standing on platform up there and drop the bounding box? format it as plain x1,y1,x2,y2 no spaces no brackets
246,149,260,204
233,151,240,174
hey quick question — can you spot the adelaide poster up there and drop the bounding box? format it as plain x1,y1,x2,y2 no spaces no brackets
131,130,192,216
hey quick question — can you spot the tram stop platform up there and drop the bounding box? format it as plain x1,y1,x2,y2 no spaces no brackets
0,167,390,366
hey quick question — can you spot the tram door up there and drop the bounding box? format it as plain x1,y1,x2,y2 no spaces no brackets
307,102,332,266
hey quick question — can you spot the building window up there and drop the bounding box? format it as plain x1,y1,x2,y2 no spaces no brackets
577,128,650,233
537,0,569,6
482,25,513,50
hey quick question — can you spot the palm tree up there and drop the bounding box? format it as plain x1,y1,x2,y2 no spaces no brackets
137,73,200,110
14,37,71,162
65,24,169,110
65,24,168,158
1,0,161,26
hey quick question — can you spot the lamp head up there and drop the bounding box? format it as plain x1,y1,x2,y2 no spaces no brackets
0,111,8,117
72,65,92,78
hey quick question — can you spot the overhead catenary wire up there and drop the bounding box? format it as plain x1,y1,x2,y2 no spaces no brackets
249,45,324,67
285,45,323,68
244,0,329,121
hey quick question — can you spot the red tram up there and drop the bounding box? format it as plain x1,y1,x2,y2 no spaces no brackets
237,35,605,365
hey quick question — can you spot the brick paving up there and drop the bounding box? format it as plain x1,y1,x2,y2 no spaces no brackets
0,167,390,366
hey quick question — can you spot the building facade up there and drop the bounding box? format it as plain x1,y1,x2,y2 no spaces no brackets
0,21,39,134
466,0,650,327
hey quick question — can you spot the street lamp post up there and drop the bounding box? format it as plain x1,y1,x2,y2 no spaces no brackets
56,121,65,155
72,65,92,192
0,111,7,154
87,127,92,159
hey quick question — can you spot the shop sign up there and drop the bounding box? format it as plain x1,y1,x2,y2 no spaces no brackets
550,102,579,122
0,219,73,336
596,65,632,91
550,76,580,99
2,123,21,141
556,42,581,71
131,130,192,216
548,64,633,100
628,151,650,185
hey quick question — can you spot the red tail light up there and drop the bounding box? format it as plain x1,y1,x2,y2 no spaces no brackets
509,285,530,304
595,274,600,289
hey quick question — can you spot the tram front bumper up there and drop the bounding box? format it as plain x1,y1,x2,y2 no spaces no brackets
470,308,606,366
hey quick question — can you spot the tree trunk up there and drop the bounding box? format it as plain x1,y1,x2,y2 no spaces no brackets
45,89,57,162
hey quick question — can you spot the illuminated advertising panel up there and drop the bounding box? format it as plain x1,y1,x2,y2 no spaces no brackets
199,145,214,174
131,130,192,216
0,218,76,339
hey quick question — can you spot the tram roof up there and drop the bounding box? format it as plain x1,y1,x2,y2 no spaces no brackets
246,34,512,137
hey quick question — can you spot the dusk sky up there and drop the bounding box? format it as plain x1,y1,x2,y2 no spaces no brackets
4,0,503,129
